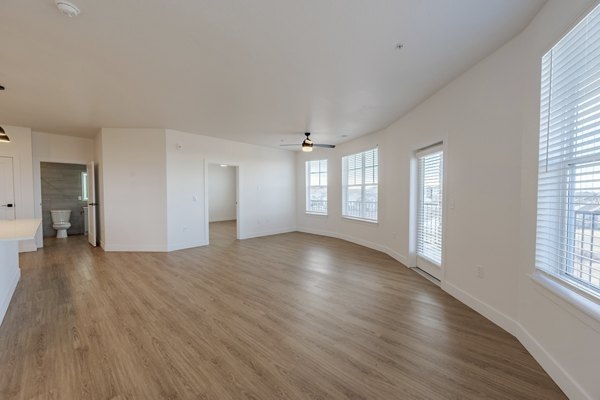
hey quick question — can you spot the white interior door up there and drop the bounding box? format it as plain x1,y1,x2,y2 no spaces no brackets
0,157,16,221
87,162,97,246
416,145,444,280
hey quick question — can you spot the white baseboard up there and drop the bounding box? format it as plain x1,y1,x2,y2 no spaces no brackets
442,281,519,336
103,243,169,252
514,322,592,400
238,227,296,240
384,246,409,266
167,240,208,252
442,280,591,400
0,268,20,328
296,227,409,266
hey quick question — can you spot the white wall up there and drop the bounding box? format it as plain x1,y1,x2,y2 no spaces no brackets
99,128,168,251
296,1,599,399
517,2,600,399
96,128,295,252
32,131,94,247
0,126,36,252
208,164,236,222
166,129,295,251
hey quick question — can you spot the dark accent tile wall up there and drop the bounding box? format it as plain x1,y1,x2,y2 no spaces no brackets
41,162,87,237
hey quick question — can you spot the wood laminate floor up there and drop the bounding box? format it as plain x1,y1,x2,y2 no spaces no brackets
0,221,565,399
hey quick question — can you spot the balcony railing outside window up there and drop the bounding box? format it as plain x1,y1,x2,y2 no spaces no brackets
344,200,377,221
570,210,600,290
308,200,327,214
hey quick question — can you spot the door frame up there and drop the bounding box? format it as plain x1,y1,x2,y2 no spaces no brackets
204,160,241,244
86,162,98,247
33,157,93,248
0,156,16,221
408,139,448,282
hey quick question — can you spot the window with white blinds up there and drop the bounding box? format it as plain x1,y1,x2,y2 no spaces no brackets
417,147,443,265
535,3,600,298
306,159,327,214
342,148,378,221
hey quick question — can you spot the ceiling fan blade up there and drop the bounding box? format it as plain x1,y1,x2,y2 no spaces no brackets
280,144,300,147
313,144,336,148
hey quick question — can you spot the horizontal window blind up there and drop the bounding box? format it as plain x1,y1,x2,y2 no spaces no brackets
536,3,600,296
417,148,443,265
306,159,327,214
342,148,378,221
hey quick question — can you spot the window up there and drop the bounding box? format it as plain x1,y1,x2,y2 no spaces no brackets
306,159,327,214
535,3,600,298
81,171,89,202
342,148,378,221
417,145,443,267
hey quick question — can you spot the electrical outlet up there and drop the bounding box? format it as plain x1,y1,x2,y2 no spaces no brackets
476,265,485,279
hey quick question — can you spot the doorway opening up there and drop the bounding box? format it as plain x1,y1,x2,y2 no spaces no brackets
40,162,89,244
207,163,239,246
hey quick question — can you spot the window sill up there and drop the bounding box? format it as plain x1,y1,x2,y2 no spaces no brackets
305,212,327,217
341,216,378,224
530,270,600,332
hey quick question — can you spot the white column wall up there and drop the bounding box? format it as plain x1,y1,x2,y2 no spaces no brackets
99,128,168,251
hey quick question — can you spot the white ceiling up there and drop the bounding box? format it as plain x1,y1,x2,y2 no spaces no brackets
0,0,545,148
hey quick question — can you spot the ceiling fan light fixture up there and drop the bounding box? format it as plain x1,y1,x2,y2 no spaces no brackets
0,126,10,143
302,131,313,151
280,131,333,151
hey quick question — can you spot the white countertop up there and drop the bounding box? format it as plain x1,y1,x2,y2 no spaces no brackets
0,219,42,241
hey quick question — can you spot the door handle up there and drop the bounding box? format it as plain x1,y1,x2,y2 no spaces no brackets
1,203,13,207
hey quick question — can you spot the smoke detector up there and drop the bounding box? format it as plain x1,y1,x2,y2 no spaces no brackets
55,1,80,17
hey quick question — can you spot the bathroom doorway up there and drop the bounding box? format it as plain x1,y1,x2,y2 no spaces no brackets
40,162,88,242
207,163,239,245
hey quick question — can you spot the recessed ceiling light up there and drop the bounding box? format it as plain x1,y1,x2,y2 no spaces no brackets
0,85,4,91
55,0,80,17
220,164,228,167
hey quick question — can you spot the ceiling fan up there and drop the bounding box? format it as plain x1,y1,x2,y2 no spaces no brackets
280,132,335,152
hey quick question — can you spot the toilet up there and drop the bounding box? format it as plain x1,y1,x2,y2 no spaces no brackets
51,210,72,238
